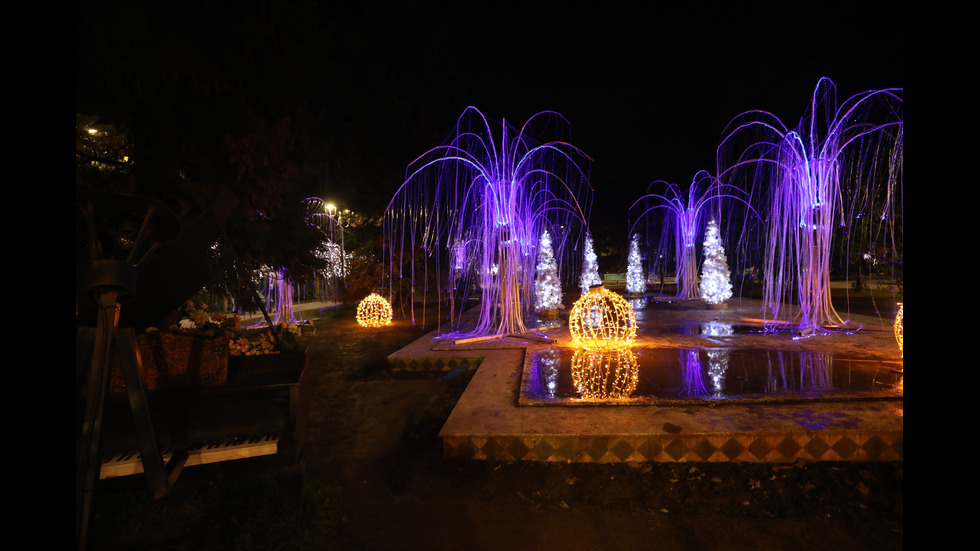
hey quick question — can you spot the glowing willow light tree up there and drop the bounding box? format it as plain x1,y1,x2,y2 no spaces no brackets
629,170,754,299
717,77,903,332
384,107,593,339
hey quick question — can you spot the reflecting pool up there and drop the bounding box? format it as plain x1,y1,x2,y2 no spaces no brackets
520,347,903,406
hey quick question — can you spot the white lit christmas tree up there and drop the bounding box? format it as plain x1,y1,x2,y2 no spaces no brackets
626,233,646,295
699,219,733,305
579,233,602,295
534,230,562,312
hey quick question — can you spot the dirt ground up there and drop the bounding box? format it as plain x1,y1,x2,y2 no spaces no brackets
88,300,903,551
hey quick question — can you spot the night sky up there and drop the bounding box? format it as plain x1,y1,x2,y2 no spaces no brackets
77,1,902,237
321,1,903,233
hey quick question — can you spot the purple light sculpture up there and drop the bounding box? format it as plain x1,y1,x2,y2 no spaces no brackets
260,268,298,327
629,170,753,299
384,107,593,339
717,77,903,332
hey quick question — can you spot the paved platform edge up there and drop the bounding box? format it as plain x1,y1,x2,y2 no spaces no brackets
389,309,904,463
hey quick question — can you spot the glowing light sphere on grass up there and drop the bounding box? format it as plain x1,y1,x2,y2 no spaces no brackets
571,346,639,400
568,285,637,348
357,293,393,327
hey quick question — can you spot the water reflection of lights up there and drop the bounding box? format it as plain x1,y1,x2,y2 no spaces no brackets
679,348,709,397
629,297,648,320
764,350,832,393
706,348,730,396
571,347,639,400
523,347,903,404
536,348,561,398
894,303,903,359
701,320,734,337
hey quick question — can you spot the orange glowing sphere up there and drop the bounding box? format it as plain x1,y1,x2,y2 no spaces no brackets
568,285,637,348
357,293,392,327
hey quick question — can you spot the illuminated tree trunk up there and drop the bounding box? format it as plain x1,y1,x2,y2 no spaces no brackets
763,151,846,331
264,270,298,327
497,224,527,335
675,207,700,299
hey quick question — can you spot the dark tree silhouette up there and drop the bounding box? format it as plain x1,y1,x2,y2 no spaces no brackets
76,0,337,316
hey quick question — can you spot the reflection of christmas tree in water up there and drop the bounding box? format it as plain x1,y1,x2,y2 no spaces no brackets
699,219,733,305
707,348,730,396
534,230,562,314
700,320,733,395
536,349,561,398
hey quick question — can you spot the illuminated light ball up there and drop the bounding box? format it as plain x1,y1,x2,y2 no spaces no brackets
894,302,903,358
568,285,637,348
357,293,393,328
571,346,639,400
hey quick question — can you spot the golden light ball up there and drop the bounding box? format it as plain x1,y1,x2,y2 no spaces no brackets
568,285,637,348
357,293,393,327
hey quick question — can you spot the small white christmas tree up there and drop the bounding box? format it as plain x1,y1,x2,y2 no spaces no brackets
579,233,602,295
699,219,733,305
534,230,562,312
626,234,646,295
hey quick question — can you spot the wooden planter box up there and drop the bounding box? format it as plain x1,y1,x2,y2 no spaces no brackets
111,333,229,393
228,348,308,385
